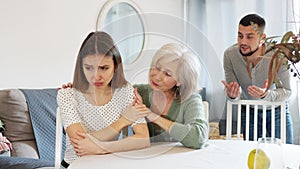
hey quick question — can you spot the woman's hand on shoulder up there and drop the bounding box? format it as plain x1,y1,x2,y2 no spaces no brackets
57,82,73,90
121,87,150,123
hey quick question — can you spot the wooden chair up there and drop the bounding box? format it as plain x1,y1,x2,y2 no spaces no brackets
203,101,209,122
226,100,286,143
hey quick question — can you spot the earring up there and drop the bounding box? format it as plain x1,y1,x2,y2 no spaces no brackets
174,86,180,100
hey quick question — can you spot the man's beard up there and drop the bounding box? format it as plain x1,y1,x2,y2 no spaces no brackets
239,46,259,57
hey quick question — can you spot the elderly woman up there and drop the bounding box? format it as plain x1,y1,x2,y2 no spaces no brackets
125,43,209,149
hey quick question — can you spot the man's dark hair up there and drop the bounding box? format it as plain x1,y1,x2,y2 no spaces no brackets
239,14,266,34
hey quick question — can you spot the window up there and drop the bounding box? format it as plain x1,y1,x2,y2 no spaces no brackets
287,0,300,34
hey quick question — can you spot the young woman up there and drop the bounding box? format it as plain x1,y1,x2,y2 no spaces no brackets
57,31,149,168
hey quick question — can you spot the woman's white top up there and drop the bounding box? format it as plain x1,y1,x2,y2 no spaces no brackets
57,84,146,164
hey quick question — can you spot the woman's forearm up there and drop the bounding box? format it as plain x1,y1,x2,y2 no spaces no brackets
91,116,131,141
89,124,150,154
89,135,150,154
169,120,209,149
152,115,208,149
152,116,174,132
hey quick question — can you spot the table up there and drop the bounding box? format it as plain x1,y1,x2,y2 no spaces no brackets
68,140,300,169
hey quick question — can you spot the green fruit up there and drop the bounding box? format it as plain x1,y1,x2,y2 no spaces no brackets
248,149,270,169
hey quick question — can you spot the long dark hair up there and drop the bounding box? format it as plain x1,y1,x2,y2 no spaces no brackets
72,31,127,92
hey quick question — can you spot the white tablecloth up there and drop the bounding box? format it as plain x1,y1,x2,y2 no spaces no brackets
68,140,300,169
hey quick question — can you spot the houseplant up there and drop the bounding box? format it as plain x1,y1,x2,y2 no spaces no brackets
263,30,300,91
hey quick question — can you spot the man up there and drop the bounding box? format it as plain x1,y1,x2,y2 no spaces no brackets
221,14,293,143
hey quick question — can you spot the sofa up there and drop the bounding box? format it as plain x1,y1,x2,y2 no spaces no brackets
0,88,64,169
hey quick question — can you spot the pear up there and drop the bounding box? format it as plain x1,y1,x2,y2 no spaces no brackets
248,148,270,169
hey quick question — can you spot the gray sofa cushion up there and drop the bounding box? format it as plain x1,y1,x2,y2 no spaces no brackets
0,89,37,158
11,141,38,159
0,89,35,141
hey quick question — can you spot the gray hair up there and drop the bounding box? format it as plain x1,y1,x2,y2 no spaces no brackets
150,43,201,102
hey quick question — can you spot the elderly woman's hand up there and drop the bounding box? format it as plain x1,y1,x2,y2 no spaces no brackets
121,87,150,123
57,82,72,90
121,104,150,123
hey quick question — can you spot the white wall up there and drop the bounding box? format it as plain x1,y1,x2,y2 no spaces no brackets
0,0,103,89
124,0,185,84
0,0,183,89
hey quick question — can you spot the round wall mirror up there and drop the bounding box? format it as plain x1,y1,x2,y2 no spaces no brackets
96,0,145,65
